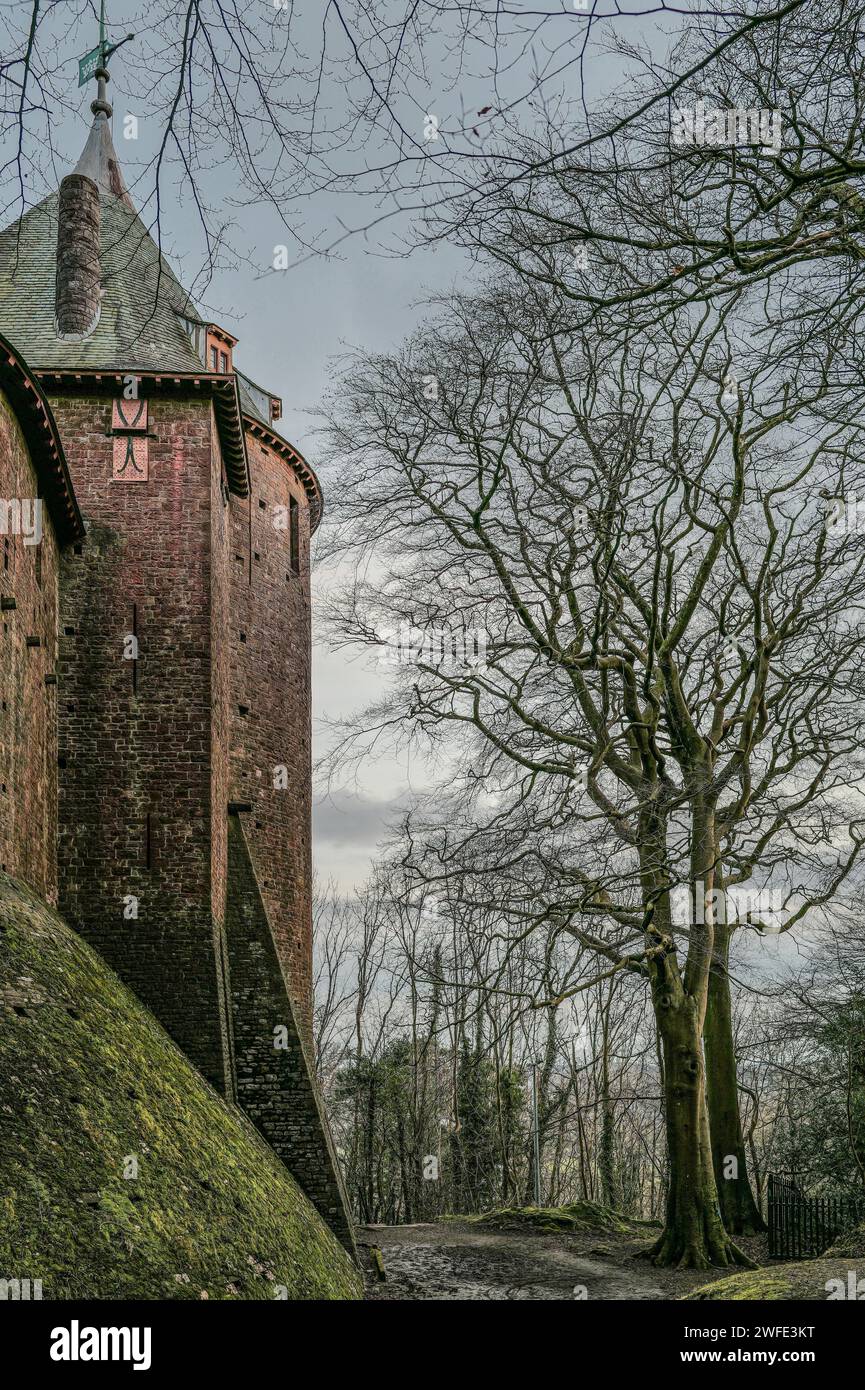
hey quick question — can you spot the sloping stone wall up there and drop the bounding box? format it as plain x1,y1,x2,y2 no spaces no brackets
225,810,355,1253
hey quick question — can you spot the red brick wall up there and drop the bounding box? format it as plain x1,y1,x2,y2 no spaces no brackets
0,388,60,902
52,391,233,1094
3,379,336,1232
229,433,313,1038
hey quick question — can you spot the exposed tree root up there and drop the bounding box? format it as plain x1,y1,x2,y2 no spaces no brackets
644,1228,757,1270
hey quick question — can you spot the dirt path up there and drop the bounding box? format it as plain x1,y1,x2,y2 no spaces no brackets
360,1220,670,1300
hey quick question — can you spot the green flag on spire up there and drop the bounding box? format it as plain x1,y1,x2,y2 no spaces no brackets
77,47,102,87
77,2,133,87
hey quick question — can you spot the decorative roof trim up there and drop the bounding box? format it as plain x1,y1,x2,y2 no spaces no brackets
206,323,239,349
213,376,249,497
0,333,84,544
236,367,282,422
33,368,250,498
242,415,324,532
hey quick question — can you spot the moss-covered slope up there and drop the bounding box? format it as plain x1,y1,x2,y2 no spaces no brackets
456,1201,660,1235
684,1260,862,1301
0,874,362,1300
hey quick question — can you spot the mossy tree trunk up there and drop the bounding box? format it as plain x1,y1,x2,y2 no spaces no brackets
641,786,752,1269
649,977,743,1267
704,918,767,1234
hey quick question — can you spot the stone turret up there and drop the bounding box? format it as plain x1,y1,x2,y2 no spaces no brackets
55,173,101,339
54,64,132,341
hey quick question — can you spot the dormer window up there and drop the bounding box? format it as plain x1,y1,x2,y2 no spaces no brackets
205,324,237,375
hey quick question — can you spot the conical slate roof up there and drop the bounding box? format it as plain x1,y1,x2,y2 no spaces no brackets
73,102,135,209
0,105,207,373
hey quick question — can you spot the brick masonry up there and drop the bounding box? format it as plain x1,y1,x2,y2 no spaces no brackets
53,391,234,1097
54,175,101,339
0,388,60,903
229,433,314,1043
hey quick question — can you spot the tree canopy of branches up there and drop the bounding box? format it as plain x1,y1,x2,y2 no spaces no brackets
318,195,865,1263
9,1,858,284
314,872,665,1225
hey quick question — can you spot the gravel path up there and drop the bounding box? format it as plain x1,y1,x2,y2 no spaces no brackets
360,1221,669,1300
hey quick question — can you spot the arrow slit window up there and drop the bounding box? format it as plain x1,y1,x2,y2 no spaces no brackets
290,495,300,574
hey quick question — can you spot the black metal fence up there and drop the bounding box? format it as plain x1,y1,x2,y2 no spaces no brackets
767,1173,865,1259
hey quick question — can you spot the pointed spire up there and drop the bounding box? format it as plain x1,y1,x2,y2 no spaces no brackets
72,3,135,208
73,103,134,208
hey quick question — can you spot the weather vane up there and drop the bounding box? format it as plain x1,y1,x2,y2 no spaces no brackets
77,0,134,91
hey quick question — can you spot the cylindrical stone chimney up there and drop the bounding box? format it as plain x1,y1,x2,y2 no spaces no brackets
55,173,101,339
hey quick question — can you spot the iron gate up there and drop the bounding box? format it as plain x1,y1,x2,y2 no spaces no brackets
767,1173,865,1259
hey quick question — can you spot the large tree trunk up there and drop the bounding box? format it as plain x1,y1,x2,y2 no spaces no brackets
648,980,748,1267
704,920,767,1234
641,786,752,1269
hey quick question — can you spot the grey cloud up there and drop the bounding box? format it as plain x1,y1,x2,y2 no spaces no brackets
313,791,408,851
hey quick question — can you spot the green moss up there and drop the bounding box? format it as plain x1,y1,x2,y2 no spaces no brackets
685,1271,793,1300
0,874,362,1300
685,1259,864,1301
453,1201,660,1234
826,1221,865,1259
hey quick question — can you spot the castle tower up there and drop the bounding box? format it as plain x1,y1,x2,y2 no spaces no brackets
0,46,352,1248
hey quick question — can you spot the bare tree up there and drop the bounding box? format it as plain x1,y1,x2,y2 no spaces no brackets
315,850,663,1224
318,255,865,1264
